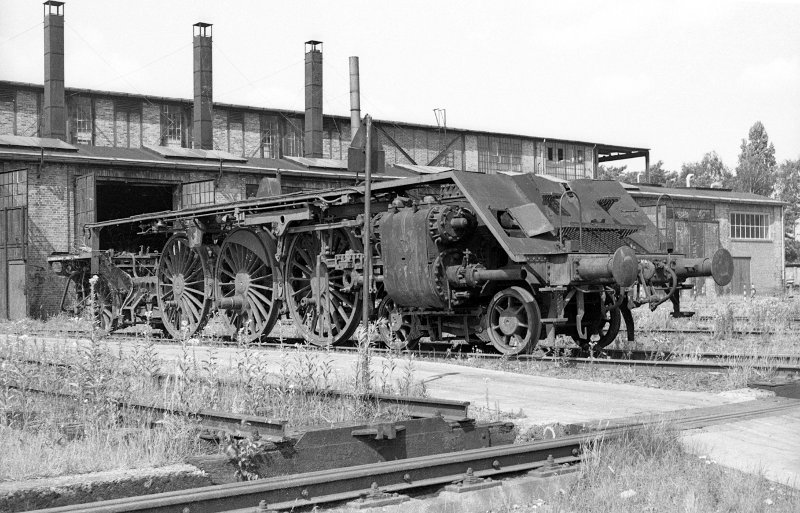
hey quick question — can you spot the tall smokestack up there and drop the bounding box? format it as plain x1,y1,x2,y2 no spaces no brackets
42,1,66,140
349,56,361,141
304,40,323,158
193,22,213,150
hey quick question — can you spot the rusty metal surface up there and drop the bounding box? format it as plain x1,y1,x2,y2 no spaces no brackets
191,417,514,484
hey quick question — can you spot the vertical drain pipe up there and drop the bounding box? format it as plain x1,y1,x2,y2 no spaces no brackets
349,56,361,141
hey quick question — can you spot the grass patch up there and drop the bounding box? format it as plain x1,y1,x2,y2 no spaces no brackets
0,328,424,481
544,424,799,512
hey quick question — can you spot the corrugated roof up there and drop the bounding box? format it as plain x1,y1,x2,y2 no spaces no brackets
627,183,784,206
0,135,77,152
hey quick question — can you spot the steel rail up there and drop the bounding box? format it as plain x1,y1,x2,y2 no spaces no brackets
7,380,289,440
29,397,800,513
1,351,471,422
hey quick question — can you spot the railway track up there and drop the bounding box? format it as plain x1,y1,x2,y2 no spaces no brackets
28,396,800,513
5,330,800,377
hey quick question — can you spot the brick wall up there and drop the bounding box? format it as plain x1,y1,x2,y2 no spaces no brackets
229,118,243,157
243,112,260,158
213,109,227,152
115,109,129,148
16,91,39,136
26,162,73,317
717,202,784,294
0,97,14,135
463,134,479,172
142,104,161,146
94,99,115,147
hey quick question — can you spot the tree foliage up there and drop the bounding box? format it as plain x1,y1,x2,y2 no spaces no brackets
597,164,629,182
776,159,800,262
679,151,733,188
733,121,777,196
647,160,679,187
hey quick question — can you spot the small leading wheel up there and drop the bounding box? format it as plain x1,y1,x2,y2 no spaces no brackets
571,293,621,351
284,228,362,347
377,296,421,351
215,229,280,343
487,286,541,355
157,235,213,339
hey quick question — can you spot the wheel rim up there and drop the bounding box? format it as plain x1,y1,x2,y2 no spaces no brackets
157,236,212,339
92,276,116,332
377,296,420,351
487,287,540,355
284,228,361,346
572,293,621,350
215,230,279,343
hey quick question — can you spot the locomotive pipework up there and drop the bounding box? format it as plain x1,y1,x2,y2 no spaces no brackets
48,169,732,355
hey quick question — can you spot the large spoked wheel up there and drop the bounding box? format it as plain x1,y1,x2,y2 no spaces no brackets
284,228,362,347
571,293,621,351
215,229,280,343
92,275,117,333
487,286,541,355
377,296,421,351
157,235,213,339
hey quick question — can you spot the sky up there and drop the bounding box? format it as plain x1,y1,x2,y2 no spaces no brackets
0,0,798,173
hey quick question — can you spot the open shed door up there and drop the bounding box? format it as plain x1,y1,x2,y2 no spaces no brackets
75,173,97,250
0,206,28,319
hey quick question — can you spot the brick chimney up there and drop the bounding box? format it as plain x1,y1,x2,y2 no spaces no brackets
304,40,323,158
42,1,66,140
193,22,213,150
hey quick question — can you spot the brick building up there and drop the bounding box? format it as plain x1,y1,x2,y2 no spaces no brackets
0,3,784,319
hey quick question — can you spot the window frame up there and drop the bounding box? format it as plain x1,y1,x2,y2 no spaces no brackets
729,211,770,241
181,179,216,208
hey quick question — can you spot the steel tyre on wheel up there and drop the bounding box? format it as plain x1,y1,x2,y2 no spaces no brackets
215,229,280,343
571,293,621,351
376,296,421,351
487,286,541,355
157,235,213,339
284,228,362,347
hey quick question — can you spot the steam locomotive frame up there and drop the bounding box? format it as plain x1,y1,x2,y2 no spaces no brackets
49,169,734,354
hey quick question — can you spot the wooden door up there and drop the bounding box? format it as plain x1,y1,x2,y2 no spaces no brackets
727,257,751,296
74,173,96,250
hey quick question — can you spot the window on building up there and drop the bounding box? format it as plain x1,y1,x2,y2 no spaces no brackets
730,212,770,240
547,146,554,162
181,180,215,208
0,169,27,208
260,115,280,158
557,148,564,162
69,96,93,145
161,105,185,147
577,149,585,163
282,118,304,157
245,183,260,198
478,135,522,174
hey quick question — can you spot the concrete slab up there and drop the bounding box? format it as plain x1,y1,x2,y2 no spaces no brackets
4,334,754,430
682,406,800,488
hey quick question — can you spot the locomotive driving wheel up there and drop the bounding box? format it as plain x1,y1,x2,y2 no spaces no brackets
157,235,213,339
92,275,117,333
487,286,541,355
284,228,362,347
376,296,421,351
571,292,621,351
215,229,280,343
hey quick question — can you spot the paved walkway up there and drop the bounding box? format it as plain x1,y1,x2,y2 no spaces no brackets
5,333,799,487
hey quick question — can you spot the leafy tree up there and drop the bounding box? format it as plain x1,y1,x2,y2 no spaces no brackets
597,164,629,182
647,160,679,187
776,159,800,262
733,121,777,196
679,151,733,188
